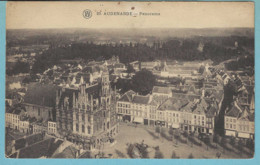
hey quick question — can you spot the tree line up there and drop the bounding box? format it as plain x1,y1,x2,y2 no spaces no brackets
30,36,253,74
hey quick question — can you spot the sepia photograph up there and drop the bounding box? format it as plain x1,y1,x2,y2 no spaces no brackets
4,1,255,159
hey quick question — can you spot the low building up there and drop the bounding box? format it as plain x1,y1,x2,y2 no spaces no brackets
48,121,57,135
5,108,25,130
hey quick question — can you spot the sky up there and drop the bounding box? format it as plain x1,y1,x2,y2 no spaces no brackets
6,1,254,29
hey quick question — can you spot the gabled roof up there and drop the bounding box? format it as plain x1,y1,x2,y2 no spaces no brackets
206,106,217,117
118,90,136,102
193,104,206,115
226,102,243,118
180,102,196,113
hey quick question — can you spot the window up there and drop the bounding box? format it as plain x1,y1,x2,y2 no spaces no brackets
88,126,91,134
76,124,79,132
82,114,85,121
82,125,85,133
76,113,79,120
38,108,41,116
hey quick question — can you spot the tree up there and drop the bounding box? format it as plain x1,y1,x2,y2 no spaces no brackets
132,69,156,95
238,138,244,155
220,136,227,153
171,151,178,159
46,69,54,77
126,64,135,73
213,134,220,143
174,129,180,145
22,77,31,84
189,132,194,147
230,136,236,146
204,135,210,150
7,60,30,76
155,126,160,137
188,153,194,159
169,128,174,141
154,147,164,159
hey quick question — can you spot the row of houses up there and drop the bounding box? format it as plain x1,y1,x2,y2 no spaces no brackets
5,107,57,136
210,66,255,139
116,86,219,135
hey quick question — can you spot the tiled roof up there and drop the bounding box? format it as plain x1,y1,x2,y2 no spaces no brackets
52,145,77,158
206,106,217,117
248,112,255,122
24,83,58,107
226,103,243,118
17,138,63,158
132,95,150,104
15,133,44,150
6,108,24,115
152,86,171,94
180,102,196,113
158,98,188,111
193,104,206,115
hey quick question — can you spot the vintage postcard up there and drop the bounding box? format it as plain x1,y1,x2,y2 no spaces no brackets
5,1,254,159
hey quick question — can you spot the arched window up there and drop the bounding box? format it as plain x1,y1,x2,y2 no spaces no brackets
82,125,85,133
88,126,91,134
